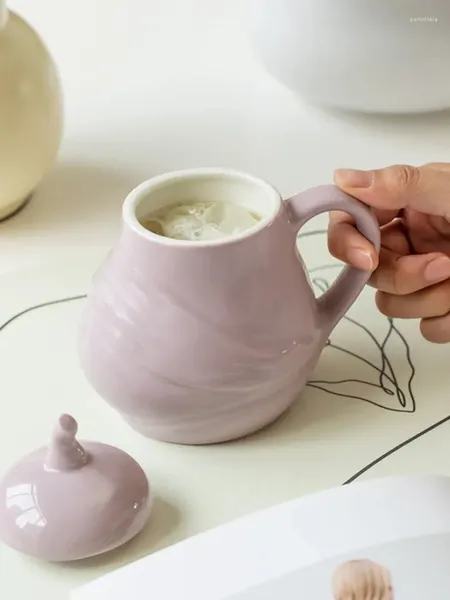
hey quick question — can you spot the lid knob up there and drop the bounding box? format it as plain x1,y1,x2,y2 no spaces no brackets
45,414,89,471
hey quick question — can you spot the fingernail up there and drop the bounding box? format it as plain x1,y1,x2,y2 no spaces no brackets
334,169,374,188
424,257,450,283
347,248,374,271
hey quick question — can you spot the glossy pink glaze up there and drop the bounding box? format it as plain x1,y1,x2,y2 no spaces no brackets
78,169,380,444
0,415,152,561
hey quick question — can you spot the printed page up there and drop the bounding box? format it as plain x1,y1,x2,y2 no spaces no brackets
71,475,450,599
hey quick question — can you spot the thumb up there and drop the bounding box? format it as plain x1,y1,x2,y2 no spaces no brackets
334,164,450,218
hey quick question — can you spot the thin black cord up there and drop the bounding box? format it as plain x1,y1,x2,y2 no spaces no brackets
0,295,87,332
343,414,450,484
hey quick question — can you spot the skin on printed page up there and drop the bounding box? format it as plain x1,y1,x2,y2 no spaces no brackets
332,559,394,600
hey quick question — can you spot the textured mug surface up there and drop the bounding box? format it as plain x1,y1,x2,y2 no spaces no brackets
78,169,380,444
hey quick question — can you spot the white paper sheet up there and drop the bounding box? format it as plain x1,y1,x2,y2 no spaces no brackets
72,475,450,599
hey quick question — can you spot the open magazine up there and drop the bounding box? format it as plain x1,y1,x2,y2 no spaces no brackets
72,475,450,599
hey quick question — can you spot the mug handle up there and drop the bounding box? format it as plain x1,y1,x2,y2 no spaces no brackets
285,184,381,339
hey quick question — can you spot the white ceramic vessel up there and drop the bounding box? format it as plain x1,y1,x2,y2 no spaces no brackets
0,1,62,220
247,0,450,113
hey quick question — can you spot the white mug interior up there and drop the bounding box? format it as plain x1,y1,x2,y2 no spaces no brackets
122,168,282,245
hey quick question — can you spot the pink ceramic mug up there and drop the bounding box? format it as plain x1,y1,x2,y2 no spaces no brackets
78,168,380,445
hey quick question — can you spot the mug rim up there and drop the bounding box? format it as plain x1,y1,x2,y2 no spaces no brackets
122,167,283,247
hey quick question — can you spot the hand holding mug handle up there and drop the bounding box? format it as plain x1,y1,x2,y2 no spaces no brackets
285,184,381,338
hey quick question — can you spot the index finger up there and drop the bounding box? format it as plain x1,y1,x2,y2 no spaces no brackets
327,211,376,270
327,208,396,271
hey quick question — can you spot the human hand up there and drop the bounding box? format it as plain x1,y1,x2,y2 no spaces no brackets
328,163,450,343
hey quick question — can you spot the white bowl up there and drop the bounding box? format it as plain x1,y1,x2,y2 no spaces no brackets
246,0,450,114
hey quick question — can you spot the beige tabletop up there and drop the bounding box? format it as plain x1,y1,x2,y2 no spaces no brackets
2,0,450,597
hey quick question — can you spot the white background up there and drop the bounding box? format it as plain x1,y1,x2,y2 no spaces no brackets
2,0,450,598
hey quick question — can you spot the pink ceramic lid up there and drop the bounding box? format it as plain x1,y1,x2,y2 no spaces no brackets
0,414,152,562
